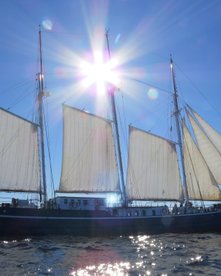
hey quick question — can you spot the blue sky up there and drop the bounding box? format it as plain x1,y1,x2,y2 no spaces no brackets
1,0,221,195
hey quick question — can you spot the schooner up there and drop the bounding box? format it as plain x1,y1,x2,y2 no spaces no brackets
0,28,221,236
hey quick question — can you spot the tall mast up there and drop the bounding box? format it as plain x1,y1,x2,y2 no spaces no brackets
105,30,127,206
170,55,189,202
38,25,47,203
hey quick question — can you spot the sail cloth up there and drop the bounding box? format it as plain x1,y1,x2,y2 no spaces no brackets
192,110,221,153
183,121,221,201
188,112,221,184
59,105,119,193
126,126,182,201
0,108,40,192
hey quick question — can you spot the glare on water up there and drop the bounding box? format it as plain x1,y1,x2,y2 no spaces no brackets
0,233,220,275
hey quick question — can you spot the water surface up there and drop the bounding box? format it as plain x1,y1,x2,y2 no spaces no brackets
0,233,220,275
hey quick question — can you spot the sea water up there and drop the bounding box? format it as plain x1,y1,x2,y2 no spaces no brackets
0,233,220,275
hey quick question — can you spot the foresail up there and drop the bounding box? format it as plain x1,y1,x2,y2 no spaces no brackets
59,105,119,193
188,112,221,184
183,122,221,201
126,126,182,201
0,108,40,192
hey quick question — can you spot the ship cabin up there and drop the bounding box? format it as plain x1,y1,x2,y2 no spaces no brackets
112,206,169,217
49,197,171,217
51,197,107,211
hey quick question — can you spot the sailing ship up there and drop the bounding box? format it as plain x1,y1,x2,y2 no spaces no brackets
0,28,221,236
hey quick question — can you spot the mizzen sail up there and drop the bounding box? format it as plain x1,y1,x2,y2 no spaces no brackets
59,105,119,193
126,126,182,201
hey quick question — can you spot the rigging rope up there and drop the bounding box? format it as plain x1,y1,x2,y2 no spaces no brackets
175,62,221,117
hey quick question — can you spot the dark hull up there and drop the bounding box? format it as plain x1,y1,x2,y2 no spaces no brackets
0,207,221,237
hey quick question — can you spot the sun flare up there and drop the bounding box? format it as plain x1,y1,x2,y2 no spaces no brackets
79,51,120,95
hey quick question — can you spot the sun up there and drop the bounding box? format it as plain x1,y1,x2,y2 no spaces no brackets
79,50,120,95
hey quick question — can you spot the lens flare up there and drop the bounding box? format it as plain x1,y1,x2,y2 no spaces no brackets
42,19,53,30
115,34,121,44
106,193,120,206
147,88,158,100
79,51,120,95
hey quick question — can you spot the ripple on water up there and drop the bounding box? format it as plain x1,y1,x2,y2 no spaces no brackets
0,233,220,275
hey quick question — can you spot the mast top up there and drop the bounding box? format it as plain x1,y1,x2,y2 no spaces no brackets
105,29,111,60
170,54,173,67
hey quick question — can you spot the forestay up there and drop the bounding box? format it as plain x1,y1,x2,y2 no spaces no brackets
0,108,40,192
59,105,119,193
183,121,221,201
126,126,182,201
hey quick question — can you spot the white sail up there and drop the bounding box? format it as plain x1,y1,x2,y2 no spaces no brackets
192,109,221,153
126,126,182,201
188,112,221,184
0,108,40,192
59,105,119,193
183,121,221,200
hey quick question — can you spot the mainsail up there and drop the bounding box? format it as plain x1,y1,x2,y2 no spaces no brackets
126,126,182,201
0,108,40,192
59,105,119,193
183,121,221,201
188,111,221,184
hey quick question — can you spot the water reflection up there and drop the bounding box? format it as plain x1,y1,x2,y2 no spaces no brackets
69,234,214,275
71,262,131,275
70,235,170,275
0,234,220,275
